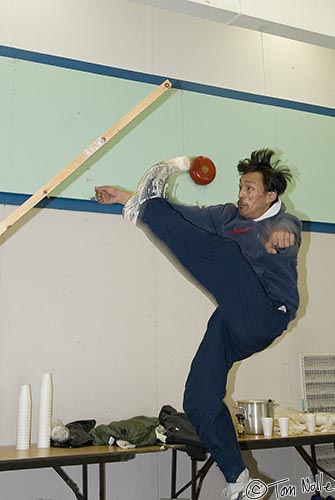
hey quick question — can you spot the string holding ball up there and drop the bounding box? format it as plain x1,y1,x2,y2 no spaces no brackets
189,156,216,185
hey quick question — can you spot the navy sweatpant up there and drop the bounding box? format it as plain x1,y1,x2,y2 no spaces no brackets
139,198,290,482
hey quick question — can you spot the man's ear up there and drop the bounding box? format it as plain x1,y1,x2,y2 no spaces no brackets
267,191,277,203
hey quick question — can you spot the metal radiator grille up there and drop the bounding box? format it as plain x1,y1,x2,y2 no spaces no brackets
300,353,335,478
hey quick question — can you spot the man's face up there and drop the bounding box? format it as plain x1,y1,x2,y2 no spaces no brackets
238,171,276,219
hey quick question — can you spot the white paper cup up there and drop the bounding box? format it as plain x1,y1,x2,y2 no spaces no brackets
305,413,316,432
39,399,52,407
261,417,273,437
278,417,290,437
41,373,53,386
37,373,53,449
16,384,32,450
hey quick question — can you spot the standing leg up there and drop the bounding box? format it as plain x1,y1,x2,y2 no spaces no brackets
183,307,245,482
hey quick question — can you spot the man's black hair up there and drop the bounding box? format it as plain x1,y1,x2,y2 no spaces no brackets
237,148,292,196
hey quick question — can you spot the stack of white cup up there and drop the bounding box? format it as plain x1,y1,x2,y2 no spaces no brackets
16,384,32,450
37,373,53,449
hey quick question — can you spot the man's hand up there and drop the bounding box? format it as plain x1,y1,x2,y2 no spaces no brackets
94,186,131,206
265,229,295,254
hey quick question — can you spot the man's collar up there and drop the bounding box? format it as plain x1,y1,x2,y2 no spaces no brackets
253,199,282,221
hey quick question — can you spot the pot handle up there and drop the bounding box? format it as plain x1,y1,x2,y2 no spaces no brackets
235,406,246,416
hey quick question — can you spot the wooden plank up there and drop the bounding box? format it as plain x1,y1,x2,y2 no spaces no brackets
0,79,172,237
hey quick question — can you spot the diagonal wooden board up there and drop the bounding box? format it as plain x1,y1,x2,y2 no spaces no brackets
0,79,172,237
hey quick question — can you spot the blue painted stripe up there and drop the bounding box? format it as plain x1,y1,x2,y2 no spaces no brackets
301,220,334,234
1,45,334,117
1,192,333,233
0,192,123,215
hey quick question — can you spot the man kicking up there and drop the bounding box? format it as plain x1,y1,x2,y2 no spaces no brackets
95,149,301,499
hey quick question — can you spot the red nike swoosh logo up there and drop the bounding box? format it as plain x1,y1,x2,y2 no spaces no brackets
233,226,253,234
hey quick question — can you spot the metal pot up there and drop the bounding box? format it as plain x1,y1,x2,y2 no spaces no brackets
236,399,277,435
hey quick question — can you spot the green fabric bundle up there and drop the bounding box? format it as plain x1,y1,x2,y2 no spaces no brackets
90,416,159,447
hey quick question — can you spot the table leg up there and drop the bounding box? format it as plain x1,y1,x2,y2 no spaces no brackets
99,463,106,500
191,461,197,500
169,449,214,500
171,449,177,498
82,464,88,498
310,445,318,479
193,457,214,500
295,445,318,479
53,466,87,500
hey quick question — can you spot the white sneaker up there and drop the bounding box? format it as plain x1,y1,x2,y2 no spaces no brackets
222,470,268,500
123,156,191,224
222,469,251,500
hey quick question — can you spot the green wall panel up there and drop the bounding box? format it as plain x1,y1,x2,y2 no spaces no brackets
0,55,334,223
0,57,14,176
173,91,335,224
3,58,183,198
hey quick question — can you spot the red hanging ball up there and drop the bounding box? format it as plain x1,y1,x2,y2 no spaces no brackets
189,156,216,185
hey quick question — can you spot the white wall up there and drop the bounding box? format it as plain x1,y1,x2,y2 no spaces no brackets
0,0,334,107
132,0,335,48
0,1,334,499
0,207,333,500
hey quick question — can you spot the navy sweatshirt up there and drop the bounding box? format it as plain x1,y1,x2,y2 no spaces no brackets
171,202,301,320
